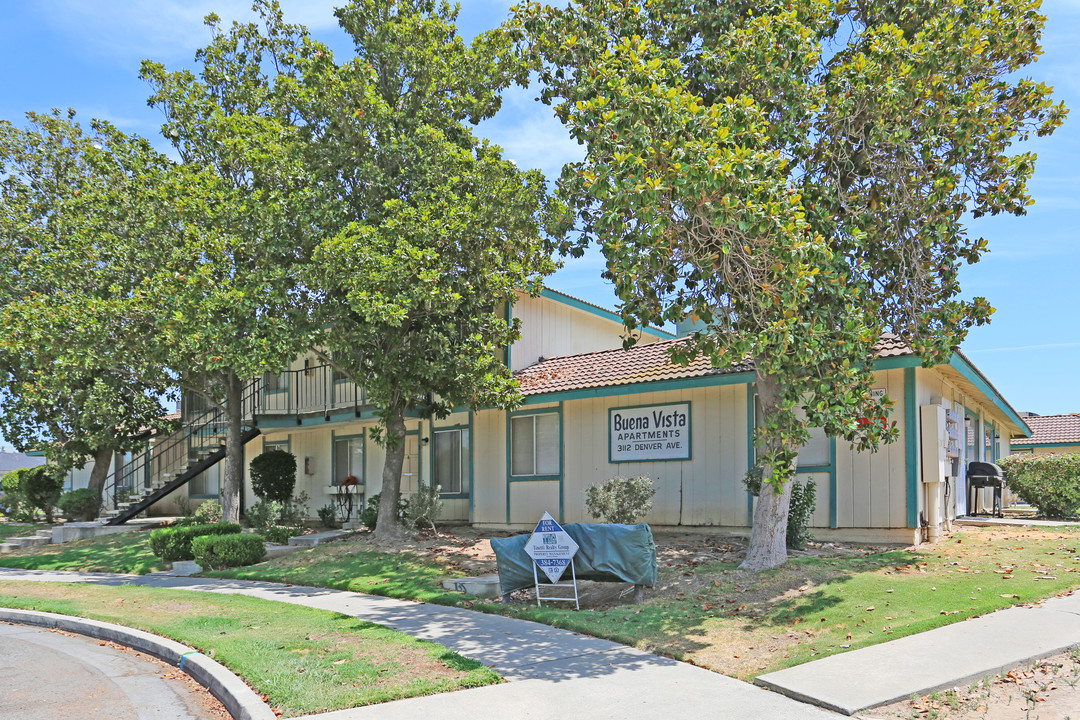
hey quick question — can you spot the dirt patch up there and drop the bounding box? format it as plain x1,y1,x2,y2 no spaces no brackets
866,648,1080,720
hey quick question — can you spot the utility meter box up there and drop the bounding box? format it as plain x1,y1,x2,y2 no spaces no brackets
920,404,960,483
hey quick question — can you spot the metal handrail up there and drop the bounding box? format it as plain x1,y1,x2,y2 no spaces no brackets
257,363,365,418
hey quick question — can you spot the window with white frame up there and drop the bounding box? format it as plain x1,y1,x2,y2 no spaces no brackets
333,436,364,485
511,412,560,477
433,428,469,494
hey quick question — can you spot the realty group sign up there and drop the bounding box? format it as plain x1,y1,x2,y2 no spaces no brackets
609,402,691,463
525,512,579,584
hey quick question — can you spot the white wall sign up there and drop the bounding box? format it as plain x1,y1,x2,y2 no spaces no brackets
609,402,691,463
525,512,579,584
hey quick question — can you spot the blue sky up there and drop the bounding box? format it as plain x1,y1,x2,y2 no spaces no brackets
1,0,1077,419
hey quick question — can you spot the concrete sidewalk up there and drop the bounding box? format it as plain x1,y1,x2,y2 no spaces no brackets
5,566,1079,718
758,591,1080,716
0,567,837,720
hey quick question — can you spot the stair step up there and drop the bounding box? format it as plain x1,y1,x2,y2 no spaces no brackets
36,529,54,539
0,543,16,554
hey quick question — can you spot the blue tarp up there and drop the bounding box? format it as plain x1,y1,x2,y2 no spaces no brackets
491,522,658,596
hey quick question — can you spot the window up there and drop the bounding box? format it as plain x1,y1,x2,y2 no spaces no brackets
334,436,364,485
433,428,470,494
511,412,560,477
797,427,831,468
264,370,286,393
189,467,220,498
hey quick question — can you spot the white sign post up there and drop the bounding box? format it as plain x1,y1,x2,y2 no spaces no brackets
525,512,580,609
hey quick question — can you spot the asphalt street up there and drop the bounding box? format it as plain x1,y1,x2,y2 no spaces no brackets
0,622,222,720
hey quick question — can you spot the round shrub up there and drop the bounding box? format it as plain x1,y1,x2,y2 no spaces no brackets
22,466,64,523
192,533,266,570
58,488,100,522
999,453,1080,519
149,521,243,562
192,499,222,524
250,449,297,504
585,476,656,524
1,468,30,518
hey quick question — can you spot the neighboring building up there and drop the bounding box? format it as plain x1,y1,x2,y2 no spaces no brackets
0,452,45,475
1010,414,1080,456
104,287,1031,544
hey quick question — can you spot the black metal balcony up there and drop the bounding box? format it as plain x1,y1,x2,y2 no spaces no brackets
256,363,366,421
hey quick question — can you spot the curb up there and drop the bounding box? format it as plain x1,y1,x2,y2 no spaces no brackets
0,608,276,720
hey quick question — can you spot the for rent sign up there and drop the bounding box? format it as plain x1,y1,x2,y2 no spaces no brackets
609,402,691,463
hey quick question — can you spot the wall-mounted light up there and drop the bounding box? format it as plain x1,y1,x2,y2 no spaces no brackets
305,457,315,475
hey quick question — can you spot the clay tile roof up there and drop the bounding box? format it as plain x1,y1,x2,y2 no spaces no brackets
1011,414,1080,446
515,334,914,397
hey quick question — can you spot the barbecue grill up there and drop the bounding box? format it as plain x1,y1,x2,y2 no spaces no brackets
967,461,1005,518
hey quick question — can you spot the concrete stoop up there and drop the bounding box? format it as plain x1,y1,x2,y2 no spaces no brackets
287,529,348,548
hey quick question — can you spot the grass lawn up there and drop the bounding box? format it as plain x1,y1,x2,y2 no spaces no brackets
212,526,1080,679
0,580,499,717
0,523,46,542
208,541,468,605
0,529,166,574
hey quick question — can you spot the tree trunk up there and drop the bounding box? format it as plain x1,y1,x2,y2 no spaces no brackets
374,406,407,541
86,447,114,519
221,370,244,524
740,365,797,571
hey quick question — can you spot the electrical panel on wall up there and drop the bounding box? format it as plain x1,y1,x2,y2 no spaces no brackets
920,404,956,483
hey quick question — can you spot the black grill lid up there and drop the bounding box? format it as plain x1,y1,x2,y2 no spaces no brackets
967,461,1004,478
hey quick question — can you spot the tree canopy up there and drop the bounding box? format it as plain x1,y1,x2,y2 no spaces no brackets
520,0,1065,568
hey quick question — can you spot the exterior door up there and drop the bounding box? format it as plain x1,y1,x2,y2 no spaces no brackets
400,434,421,496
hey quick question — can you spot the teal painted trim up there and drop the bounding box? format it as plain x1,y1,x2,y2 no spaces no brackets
441,493,470,499
1010,441,1080,449
746,384,756,526
796,464,832,474
331,431,366,487
26,450,45,457
264,435,291,454
468,411,475,522
828,437,838,529
948,353,1031,436
608,401,692,464
904,367,919,529
872,355,922,370
256,409,380,428
539,287,675,340
505,405,564,522
430,422,471,498
523,371,756,406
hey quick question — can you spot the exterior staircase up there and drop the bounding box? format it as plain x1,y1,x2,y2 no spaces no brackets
98,381,262,525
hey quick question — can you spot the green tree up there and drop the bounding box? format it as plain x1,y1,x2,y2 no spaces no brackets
0,111,174,509
138,6,323,523
298,0,560,539
521,0,1065,568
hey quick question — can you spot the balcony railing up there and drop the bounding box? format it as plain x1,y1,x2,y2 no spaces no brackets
256,363,365,419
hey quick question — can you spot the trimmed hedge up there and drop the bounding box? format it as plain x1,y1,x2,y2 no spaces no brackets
58,488,100,521
192,533,266,570
999,453,1080,519
149,522,242,562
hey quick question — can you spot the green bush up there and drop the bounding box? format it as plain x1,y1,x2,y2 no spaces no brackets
317,504,340,529
58,488,100,521
23,466,64,523
1000,453,1080,519
250,449,297,504
787,480,817,550
261,525,306,544
1,468,30,518
149,522,242,562
585,476,656,524
359,493,410,531
192,499,222,524
407,485,443,532
192,533,266,570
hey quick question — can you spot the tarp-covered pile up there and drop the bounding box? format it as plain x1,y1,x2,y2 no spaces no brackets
491,522,658,596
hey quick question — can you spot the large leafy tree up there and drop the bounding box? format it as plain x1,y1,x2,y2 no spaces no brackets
139,7,322,523
296,0,560,539
0,111,174,506
521,0,1065,568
